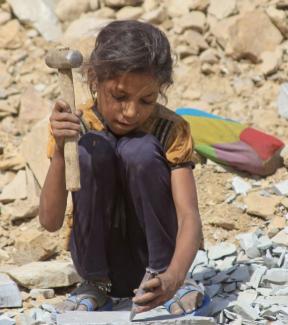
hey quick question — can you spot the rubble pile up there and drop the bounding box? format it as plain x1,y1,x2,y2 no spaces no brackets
1,0,288,324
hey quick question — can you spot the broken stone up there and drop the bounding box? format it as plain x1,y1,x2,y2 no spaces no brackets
7,260,81,289
247,265,267,289
55,0,90,22
226,11,283,63
116,6,143,20
215,256,236,271
30,288,55,299
273,180,288,196
272,229,288,246
263,268,288,284
257,235,273,251
104,0,143,8
231,301,259,321
0,315,15,325
57,310,216,325
174,11,206,34
230,265,250,282
208,0,238,20
141,5,167,24
208,243,237,260
12,228,57,265
20,118,50,188
0,273,22,308
0,170,27,203
7,0,62,41
0,20,23,50
244,192,281,219
268,216,286,237
231,177,251,195
205,284,221,298
266,6,288,39
1,199,39,222
259,48,283,76
199,49,220,65
237,232,261,258
210,271,230,284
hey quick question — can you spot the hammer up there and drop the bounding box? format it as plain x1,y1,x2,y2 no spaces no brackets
45,48,83,192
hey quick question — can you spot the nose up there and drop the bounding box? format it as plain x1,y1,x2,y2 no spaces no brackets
122,101,138,120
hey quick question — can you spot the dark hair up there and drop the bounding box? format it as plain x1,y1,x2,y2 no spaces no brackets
87,20,173,97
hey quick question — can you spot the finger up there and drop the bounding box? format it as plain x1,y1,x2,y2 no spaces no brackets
52,111,81,124
51,121,81,132
141,277,161,291
54,99,71,113
133,291,159,305
52,129,80,138
75,109,83,117
135,297,164,314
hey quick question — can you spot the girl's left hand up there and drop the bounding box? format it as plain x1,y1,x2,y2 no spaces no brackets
132,271,181,313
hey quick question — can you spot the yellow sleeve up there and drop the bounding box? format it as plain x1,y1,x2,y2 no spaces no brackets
165,120,195,169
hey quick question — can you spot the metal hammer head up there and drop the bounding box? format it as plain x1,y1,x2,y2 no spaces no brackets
45,48,83,70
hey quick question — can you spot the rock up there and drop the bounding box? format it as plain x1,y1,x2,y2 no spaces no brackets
7,0,62,41
0,170,27,203
57,311,216,324
244,192,281,219
259,48,282,76
63,15,112,40
174,11,206,34
30,288,55,299
273,180,288,196
2,200,39,222
104,0,143,8
272,229,288,246
277,1,288,10
0,315,15,325
55,0,90,22
263,269,288,284
0,248,9,263
277,83,288,119
0,154,25,172
0,99,17,118
7,260,81,289
208,243,236,260
199,49,220,64
190,0,209,12
0,20,23,50
231,177,251,195
226,11,283,63
19,86,51,124
141,5,167,24
0,273,22,308
183,30,209,54
20,118,51,188
208,0,238,20
268,216,286,237
12,229,57,265
237,232,261,258
266,6,288,39
0,10,11,25
211,16,238,49
116,6,143,20
90,0,100,10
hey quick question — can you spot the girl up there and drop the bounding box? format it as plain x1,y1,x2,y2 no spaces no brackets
40,20,205,317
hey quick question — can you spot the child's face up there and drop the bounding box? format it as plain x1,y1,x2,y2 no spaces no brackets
96,72,160,135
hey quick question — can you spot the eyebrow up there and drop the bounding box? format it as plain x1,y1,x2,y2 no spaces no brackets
114,88,157,98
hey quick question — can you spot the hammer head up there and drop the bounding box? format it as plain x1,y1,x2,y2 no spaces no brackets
45,48,83,70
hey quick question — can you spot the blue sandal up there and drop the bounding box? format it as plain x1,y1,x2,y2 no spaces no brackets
163,279,211,317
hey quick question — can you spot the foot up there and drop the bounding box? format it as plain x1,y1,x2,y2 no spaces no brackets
164,279,204,315
170,290,203,315
54,280,111,313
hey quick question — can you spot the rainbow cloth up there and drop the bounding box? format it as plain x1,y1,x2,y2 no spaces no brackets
176,108,284,176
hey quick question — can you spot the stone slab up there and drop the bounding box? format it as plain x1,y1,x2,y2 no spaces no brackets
0,273,22,308
57,311,216,325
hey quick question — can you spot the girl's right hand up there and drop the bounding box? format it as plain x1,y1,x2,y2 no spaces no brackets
50,99,82,152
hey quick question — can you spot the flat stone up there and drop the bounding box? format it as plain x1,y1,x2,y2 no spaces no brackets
223,282,237,293
247,265,267,289
215,256,236,271
229,265,250,282
7,260,81,289
268,216,286,237
272,229,288,246
208,0,238,19
116,6,144,20
237,232,261,258
244,192,281,219
0,170,27,203
189,250,208,273
232,302,259,321
226,10,283,63
55,0,90,22
208,243,237,260
57,311,216,324
257,235,273,250
7,0,62,41
210,271,230,284
259,48,283,76
0,273,22,308
273,180,288,196
0,315,15,325
263,269,288,284
21,118,50,187
205,284,221,298
30,288,55,299
231,177,252,195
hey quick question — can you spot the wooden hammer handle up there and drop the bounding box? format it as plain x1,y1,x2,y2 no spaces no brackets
58,69,81,192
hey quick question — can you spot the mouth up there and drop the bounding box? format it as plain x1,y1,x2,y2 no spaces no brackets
116,121,137,128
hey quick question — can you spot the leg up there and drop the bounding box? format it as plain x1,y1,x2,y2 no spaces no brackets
70,131,118,280
117,133,178,273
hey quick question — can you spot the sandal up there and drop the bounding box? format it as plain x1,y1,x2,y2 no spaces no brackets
51,280,113,321
163,279,211,317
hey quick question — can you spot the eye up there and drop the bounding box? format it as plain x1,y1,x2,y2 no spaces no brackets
141,99,154,105
112,94,126,101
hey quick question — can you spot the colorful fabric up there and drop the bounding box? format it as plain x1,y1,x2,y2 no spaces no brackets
47,100,195,169
176,108,284,176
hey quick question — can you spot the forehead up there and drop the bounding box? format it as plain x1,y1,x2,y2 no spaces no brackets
104,72,160,95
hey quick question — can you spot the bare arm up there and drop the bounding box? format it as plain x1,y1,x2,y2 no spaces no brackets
166,167,202,282
134,167,202,311
39,100,81,232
